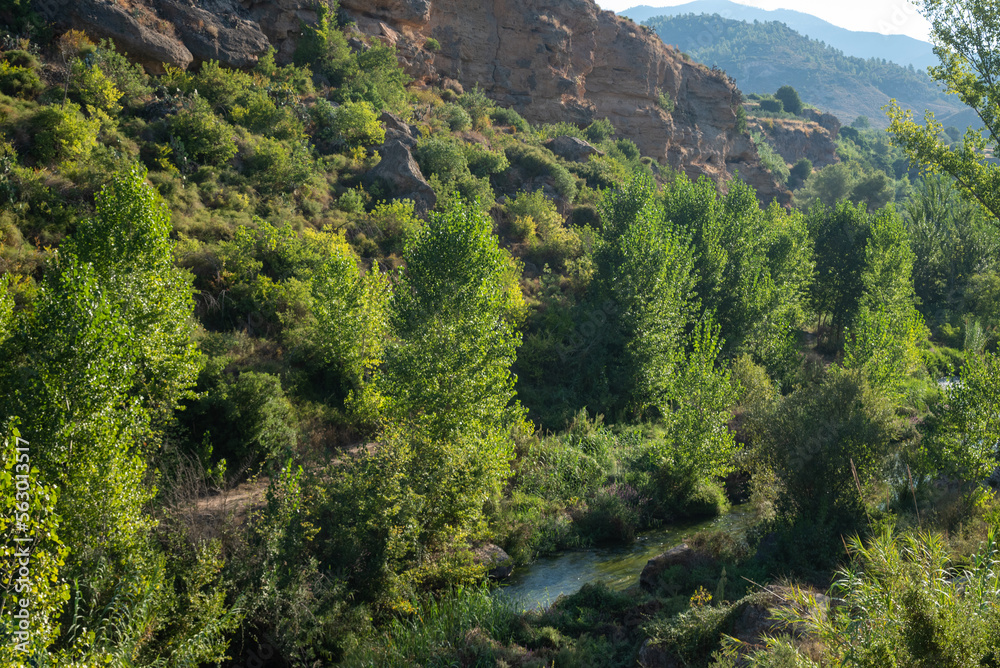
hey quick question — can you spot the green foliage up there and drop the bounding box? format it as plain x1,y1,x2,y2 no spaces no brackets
753,132,790,184
656,88,676,112
30,102,100,164
336,44,410,113
197,369,298,467
342,584,522,667
665,176,813,374
922,348,1000,484
424,37,441,52
457,84,496,130
62,166,202,421
312,98,386,149
310,232,390,398
69,58,123,114
241,135,314,195
758,98,784,113
887,0,1000,220
376,199,526,542
903,174,1000,328
89,40,151,103
167,99,238,168
589,175,696,418
766,530,1000,667
752,368,898,527
0,54,43,99
490,106,530,132
504,188,582,268
789,157,812,186
0,259,155,565
774,85,803,115
0,420,69,661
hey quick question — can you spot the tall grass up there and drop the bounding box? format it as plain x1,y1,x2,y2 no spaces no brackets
343,584,522,667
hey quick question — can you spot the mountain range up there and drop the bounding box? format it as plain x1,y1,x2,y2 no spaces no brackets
621,1,937,70
636,10,976,129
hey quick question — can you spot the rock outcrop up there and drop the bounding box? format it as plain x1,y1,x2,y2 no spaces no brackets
639,543,716,593
31,0,318,72
750,118,840,169
34,0,789,202
340,0,789,204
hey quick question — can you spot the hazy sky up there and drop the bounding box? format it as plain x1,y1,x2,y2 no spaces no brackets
596,0,933,42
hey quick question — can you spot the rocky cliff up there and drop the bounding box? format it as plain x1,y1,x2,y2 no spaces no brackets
340,0,788,203
31,0,788,203
749,117,840,170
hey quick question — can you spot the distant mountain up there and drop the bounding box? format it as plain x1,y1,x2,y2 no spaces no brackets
621,1,937,70
640,13,975,130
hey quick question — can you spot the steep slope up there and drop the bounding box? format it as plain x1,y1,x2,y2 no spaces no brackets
622,1,937,70
643,13,971,129
340,0,787,203
30,0,787,203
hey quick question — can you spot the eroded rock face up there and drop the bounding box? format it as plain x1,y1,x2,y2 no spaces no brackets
750,118,840,169
31,0,315,72
340,0,789,204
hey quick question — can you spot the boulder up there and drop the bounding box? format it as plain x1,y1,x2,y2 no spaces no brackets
473,543,514,580
365,139,436,215
544,135,602,162
639,543,715,593
380,111,419,148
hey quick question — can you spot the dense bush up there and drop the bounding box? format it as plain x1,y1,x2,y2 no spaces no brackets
167,100,238,168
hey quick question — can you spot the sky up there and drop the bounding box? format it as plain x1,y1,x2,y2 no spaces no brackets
596,0,934,42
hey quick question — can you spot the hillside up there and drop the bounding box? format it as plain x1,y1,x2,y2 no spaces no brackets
622,0,937,70
643,12,975,129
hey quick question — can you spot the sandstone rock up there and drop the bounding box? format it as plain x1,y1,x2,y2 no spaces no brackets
639,544,715,593
473,543,514,580
750,118,839,169
32,0,193,72
338,0,789,205
801,108,842,138
545,136,602,162
156,0,269,69
365,140,436,215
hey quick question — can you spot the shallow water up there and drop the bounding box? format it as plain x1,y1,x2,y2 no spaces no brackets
499,508,749,612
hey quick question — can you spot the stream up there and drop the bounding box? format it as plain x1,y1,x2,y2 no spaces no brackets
498,508,749,612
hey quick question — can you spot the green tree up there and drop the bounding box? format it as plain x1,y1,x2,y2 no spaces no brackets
922,348,1000,484
775,85,803,115
376,198,526,543
0,421,69,661
62,166,202,423
903,173,1000,326
589,176,696,418
886,0,1000,220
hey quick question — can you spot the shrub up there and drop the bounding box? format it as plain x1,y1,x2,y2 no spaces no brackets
415,136,468,182
753,132,790,184
0,57,43,99
167,100,238,167
775,85,803,115
463,141,510,177
584,118,616,143
70,59,123,114
184,367,297,469
424,37,441,51
30,103,100,164
433,102,472,131
758,98,784,113
458,84,495,129
241,135,314,195
490,106,529,132
90,39,151,103
789,157,812,185
193,59,255,112
336,44,409,112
